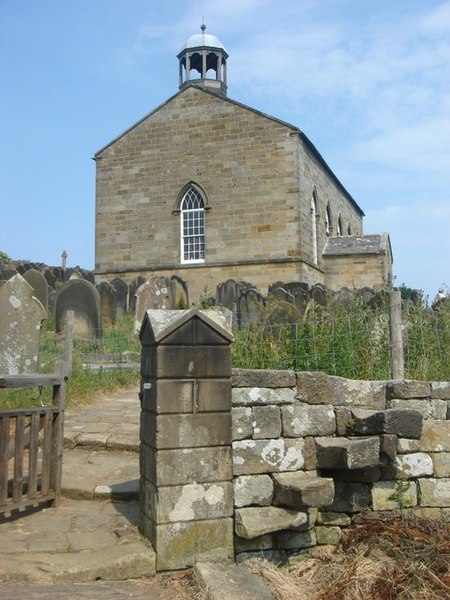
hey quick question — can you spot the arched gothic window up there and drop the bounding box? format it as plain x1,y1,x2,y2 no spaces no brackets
180,187,206,263
337,215,343,237
311,192,318,265
325,204,332,236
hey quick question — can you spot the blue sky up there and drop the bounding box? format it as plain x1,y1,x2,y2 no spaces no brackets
1,0,449,300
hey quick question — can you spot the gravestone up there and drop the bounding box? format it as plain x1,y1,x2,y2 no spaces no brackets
96,281,117,326
216,279,256,311
23,268,49,313
310,283,326,306
55,279,101,343
134,276,175,332
284,282,310,313
216,279,240,310
238,288,264,328
265,300,302,326
268,285,295,305
0,274,47,374
171,275,189,308
69,269,83,280
129,276,147,316
51,266,64,284
111,278,129,317
359,287,376,303
332,287,355,310
48,289,57,314
43,268,56,289
82,270,95,284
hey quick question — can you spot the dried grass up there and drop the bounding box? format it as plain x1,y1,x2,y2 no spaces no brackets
248,514,450,600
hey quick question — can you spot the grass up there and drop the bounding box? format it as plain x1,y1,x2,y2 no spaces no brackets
1,298,449,410
232,296,450,381
0,316,140,410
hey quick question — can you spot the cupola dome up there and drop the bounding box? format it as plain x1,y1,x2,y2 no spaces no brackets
178,25,228,97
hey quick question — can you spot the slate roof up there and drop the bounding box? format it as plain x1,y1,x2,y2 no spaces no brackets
323,233,392,257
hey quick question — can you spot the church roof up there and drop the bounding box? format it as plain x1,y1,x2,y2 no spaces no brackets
323,233,391,257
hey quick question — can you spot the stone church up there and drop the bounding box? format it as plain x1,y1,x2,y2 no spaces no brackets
94,26,392,302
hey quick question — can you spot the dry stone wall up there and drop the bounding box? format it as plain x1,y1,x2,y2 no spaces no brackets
231,369,450,562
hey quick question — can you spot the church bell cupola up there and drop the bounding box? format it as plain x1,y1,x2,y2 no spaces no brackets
178,24,228,97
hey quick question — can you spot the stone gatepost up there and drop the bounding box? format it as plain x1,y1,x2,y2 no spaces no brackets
138,308,234,571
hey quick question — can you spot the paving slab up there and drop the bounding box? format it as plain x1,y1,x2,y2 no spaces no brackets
195,561,273,599
62,448,139,500
0,498,155,583
0,576,199,600
64,387,140,451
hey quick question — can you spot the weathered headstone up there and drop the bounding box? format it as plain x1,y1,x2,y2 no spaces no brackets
55,279,101,343
0,274,47,374
238,288,264,328
128,276,147,316
23,268,49,313
111,278,129,317
216,279,240,310
134,276,176,331
69,269,83,280
310,283,326,305
216,279,256,318
96,281,117,326
51,266,64,284
171,275,189,308
43,267,56,289
265,300,302,326
268,286,295,305
284,282,310,313
332,287,355,310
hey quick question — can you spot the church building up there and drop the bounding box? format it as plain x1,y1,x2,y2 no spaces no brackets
94,26,392,302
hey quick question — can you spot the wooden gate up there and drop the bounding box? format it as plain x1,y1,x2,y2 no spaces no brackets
0,374,65,516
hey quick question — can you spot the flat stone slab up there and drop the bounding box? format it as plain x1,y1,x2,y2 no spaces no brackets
273,471,334,508
195,561,273,600
235,506,308,539
0,581,161,600
62,449,139,500
0,499,155,583
0,576,201,600
315,436,380,470
64,387,140,451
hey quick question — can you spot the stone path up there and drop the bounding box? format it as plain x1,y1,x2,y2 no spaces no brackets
0,386,273,599
0,388,152,584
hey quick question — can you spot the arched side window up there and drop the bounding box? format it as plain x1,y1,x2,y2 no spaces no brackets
180,187,206,263
347,223,352,236
337,214,343,237
311,192,318,265
325,204,332,236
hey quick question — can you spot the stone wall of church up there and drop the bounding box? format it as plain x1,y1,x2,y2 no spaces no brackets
297,135,363,269
96,87,300,274
324,252,392,292
95,86,364,302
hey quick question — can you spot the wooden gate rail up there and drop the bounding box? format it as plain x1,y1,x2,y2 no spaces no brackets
0,374,65,516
